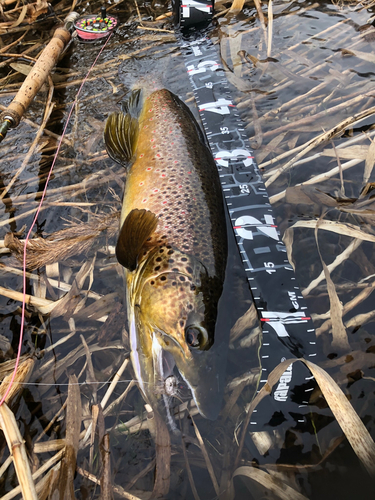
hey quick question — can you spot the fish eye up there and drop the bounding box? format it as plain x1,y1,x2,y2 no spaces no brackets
185,325,208,350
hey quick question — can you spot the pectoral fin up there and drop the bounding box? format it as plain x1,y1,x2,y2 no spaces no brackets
116,209,159,271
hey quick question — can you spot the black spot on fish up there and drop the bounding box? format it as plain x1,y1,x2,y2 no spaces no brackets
161,276,166,281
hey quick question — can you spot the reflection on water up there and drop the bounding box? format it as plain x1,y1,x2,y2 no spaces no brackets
1,0,375,498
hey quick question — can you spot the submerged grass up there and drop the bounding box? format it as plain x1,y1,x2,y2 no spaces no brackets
1,0,375,498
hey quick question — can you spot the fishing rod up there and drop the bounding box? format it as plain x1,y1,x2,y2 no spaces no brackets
0,7,118,144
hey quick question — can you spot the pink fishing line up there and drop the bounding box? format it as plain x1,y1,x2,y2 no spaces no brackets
0,33,113,406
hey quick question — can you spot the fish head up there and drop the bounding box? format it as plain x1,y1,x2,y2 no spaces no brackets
133,249,225,420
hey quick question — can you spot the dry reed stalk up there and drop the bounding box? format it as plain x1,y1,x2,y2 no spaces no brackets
0,42,43,69
34,440,65,453
0,448,65,500
289,219,375,242
265,103,375,188
0,403,38,500
267,0,273,57
181,433,200,500
103,380,135,417
272,157,363,203
123,458,156,491
100,434,113,500
231,466,309,499
58,375,82,499
253,0,268,51
0,455,13,482
152,411,171,497
302,238,362,296
260,129,375,171
80,357,129,447
230,0,245,12
0,31,27,53
316,283,375,334
191,415,220,495
314,221,350,351
0,356,34,404
0,284,57,313
76,467,146,500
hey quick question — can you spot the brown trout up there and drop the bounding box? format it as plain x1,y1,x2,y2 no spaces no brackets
104,88,227,422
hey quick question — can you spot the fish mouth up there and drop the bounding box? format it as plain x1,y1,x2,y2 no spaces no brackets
152,329,224,421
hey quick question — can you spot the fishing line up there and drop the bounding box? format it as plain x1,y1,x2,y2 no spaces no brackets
0,379,138,387
0,33,114,407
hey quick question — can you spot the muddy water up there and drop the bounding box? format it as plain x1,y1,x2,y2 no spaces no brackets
1,1,375,498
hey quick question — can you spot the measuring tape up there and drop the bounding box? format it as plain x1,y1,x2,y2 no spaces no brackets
174,0,317,431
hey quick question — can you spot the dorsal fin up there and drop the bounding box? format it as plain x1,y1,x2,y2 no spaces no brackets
116,209,159,271
121,88,142,118
104,111,139,166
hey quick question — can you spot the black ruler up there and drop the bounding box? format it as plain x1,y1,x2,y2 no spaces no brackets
174,0,317,430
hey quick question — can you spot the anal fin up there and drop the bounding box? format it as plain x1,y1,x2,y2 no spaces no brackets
116,209,159,271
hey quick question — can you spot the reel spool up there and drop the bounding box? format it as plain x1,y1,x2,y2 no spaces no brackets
73,7,118,42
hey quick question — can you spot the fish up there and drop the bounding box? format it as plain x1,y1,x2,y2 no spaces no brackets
104,88,228,424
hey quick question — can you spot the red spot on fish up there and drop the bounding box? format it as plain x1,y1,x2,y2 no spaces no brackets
152,145,156,149
161,174,166,177
187,171,192,174
156,154,161,157
163,201,167,204
165,226,169,229
193,198,196,201
142,198,147,203
154,189,159,193
181,211,185,215
169,130,172,134
140,154,144,158
174,160,178,164
178,185,182,188
148,108,153,112
139,182,144,186
151,138,155,142
147,167,152,171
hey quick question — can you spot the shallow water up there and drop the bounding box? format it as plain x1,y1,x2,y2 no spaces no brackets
1,0,375,498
